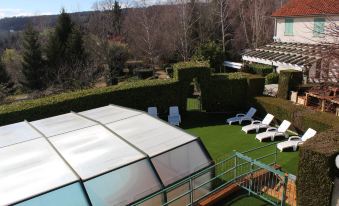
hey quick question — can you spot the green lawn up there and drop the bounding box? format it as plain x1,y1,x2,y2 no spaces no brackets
181,112,299,175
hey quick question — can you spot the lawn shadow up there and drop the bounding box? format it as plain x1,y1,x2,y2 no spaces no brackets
180,111,234,129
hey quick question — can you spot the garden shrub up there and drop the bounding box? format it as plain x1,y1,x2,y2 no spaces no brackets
193,42,225,72
246,75,265,97
173,61,211,83
277,70,303,99
297,130,339,206
0,79,185,125
201,74,248,112
201,73,264,112
265,72,279,84
252,96,339,132
253,96,339,206
248,63,273,76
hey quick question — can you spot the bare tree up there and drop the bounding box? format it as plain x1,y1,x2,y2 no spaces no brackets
214,0,230,52
238,0,276,49
174,0,200,61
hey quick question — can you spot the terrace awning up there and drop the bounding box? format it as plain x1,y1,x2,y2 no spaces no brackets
0,105,212,206
242,42,327,71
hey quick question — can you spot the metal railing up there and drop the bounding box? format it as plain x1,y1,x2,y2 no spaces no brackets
130,143,296,206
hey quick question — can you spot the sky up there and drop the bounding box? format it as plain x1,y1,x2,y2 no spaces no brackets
0,0,98,19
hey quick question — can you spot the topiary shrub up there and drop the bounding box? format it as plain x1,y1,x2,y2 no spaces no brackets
265,72,279,84
277,70,303,99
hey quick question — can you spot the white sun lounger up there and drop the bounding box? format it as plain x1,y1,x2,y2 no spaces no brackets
168,106,181,126
256,120,291,142
148,107,158,117
226,107,257,125
242,113,274,133
277,128,317,152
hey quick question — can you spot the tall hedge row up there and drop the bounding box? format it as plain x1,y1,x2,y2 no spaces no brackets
277,70,303,99
253,96,339,206
0,80,185,125
201,74,248,112
252,96,338,132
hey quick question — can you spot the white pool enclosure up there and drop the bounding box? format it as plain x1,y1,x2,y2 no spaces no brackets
0,105,212,206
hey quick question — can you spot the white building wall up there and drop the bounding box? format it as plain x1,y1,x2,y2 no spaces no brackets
275,16,339,44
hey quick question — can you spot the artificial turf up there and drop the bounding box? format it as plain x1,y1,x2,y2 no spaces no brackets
181,112,299,175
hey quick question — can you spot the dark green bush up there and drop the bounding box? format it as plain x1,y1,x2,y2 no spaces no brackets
247,75,265,97
201,73,264,112
277,70,303,99
201,74,248,112
193,42,225,72
0,79,185,125
248,63,273,76
265,72,279,84
297,130,339,206
252,96,339,132
173,61,211,83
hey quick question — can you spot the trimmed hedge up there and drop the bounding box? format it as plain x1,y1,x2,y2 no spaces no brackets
246,74,265,98
297,130,339,206
277,70,303,99
202,73,264,112
252,96,339,206
265,72,279,84
252,96,339,132
202,74,248,112
248,63,273,76
173,61,211,82
0,79,185,125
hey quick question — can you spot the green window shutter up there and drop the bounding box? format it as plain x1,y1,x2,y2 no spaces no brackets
314,18,325,37
285,18,294,35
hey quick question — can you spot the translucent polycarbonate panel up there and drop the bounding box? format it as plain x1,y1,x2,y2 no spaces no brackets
106,114,196,157
31,113,97,137
0,138,78,206
0,122,42,148
50,125,145,180
16,183,89,206
80,105,142,124
151,141,211,186
193,172,212,202
167,183,190,206
84,159,162,206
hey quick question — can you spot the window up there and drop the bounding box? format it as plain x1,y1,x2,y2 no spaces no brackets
284,18,294,36
314,18,325,37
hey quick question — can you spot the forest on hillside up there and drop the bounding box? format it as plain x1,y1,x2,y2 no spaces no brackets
0,0,287,102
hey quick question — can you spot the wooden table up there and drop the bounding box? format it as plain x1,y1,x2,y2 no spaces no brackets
305,92,336,112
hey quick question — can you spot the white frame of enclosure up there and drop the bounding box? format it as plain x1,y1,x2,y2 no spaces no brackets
0,105,213,206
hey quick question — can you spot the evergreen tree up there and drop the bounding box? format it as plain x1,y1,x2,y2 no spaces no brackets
65,26,86,66
0,56,10,84
112,1,123,35
21,24,45,90
46,9,74,80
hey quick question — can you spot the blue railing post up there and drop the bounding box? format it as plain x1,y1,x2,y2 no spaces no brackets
281,174,289,206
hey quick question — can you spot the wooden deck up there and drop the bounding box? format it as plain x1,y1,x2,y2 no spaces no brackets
198,165,296,206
